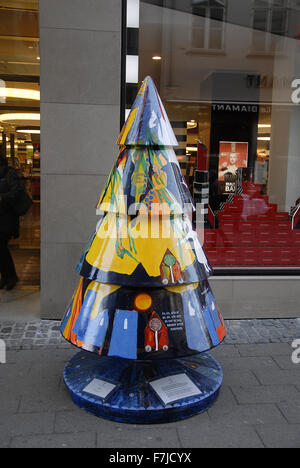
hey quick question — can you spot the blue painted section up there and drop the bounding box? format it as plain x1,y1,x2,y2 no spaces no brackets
108,310,138,359
117,76,178,147
84,310,109,348
203,307,220,347
206,291,221,330
63,351,223,424
76,232,97,274
72,290,97,340
183,291,210,352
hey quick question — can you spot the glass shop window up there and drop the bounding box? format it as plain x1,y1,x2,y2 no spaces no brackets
131,0,300,273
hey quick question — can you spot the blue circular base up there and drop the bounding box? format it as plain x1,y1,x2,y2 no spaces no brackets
63,351,223,424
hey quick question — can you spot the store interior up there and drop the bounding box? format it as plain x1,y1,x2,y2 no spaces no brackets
0,0,40,289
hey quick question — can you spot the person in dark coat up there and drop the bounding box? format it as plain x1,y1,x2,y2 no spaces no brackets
0,155,21,290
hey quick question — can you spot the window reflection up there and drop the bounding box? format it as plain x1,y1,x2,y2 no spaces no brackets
191,0,226,50
136,0,300,271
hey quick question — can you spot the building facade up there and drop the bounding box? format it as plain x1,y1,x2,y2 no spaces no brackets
0,1,299,319
41,0,300,319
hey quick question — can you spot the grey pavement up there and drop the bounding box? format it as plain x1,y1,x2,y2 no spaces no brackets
0,290,40,322
0,320,299,448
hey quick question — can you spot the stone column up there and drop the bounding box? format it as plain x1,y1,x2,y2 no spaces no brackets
39,0,122,318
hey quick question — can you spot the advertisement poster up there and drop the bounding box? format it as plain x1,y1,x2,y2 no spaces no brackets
218,141,248,194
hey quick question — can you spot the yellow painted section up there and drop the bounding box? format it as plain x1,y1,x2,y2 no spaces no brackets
117,106,138,146
138,78,148,95
86,282,121,320
85,214,196,277
164,283,199,294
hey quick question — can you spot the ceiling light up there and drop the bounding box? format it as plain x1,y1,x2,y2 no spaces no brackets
186,146,198,152
258,124,271,128
257,137,271,141
152,56,162,60
187,120,197,129
0,113,40,122
16,129,40,134
0,88,40,101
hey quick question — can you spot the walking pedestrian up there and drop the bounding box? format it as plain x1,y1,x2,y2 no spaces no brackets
0,155,21,290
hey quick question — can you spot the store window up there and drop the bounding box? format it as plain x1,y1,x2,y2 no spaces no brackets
0,0,40,288
124,0,300,273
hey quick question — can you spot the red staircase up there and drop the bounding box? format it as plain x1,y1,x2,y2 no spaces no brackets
202,181,300,268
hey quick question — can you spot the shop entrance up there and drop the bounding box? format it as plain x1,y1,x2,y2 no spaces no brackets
0,0,40,292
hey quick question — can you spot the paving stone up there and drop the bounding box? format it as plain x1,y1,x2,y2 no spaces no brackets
230,385,300,405
210,345,240,358
222,370,260,387
11,431,97,448
207,385,237,410
0,394,21,415
97,428,181,449
253,369,300,386
3,351,18,364
0,412,55,437
165,410,210,431
237,343,292,357
219,356,278,372
277,401,300,423
0,367,60,397
19,388,75,413
55,410,126,433
25,333,36,338
273,355,300,370
256,424,300,448
7,349,74,364
0,362,32,380
208,403,286,425
0,430,11,448
177,422,264,448
29,361,66,378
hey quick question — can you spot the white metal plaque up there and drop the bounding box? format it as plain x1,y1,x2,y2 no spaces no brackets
150,373,202,406
83,379,116,399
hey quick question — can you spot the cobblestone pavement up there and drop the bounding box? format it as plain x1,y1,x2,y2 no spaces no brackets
0,319,300,448
0,318,300,350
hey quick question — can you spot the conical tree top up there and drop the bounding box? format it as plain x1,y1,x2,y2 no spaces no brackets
117,76,178,147
97,76,194,215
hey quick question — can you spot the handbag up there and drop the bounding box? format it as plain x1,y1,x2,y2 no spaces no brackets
13,189,33,216
5,168,33,216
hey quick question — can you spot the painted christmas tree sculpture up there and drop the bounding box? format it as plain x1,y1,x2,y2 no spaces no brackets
61,77,227,423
